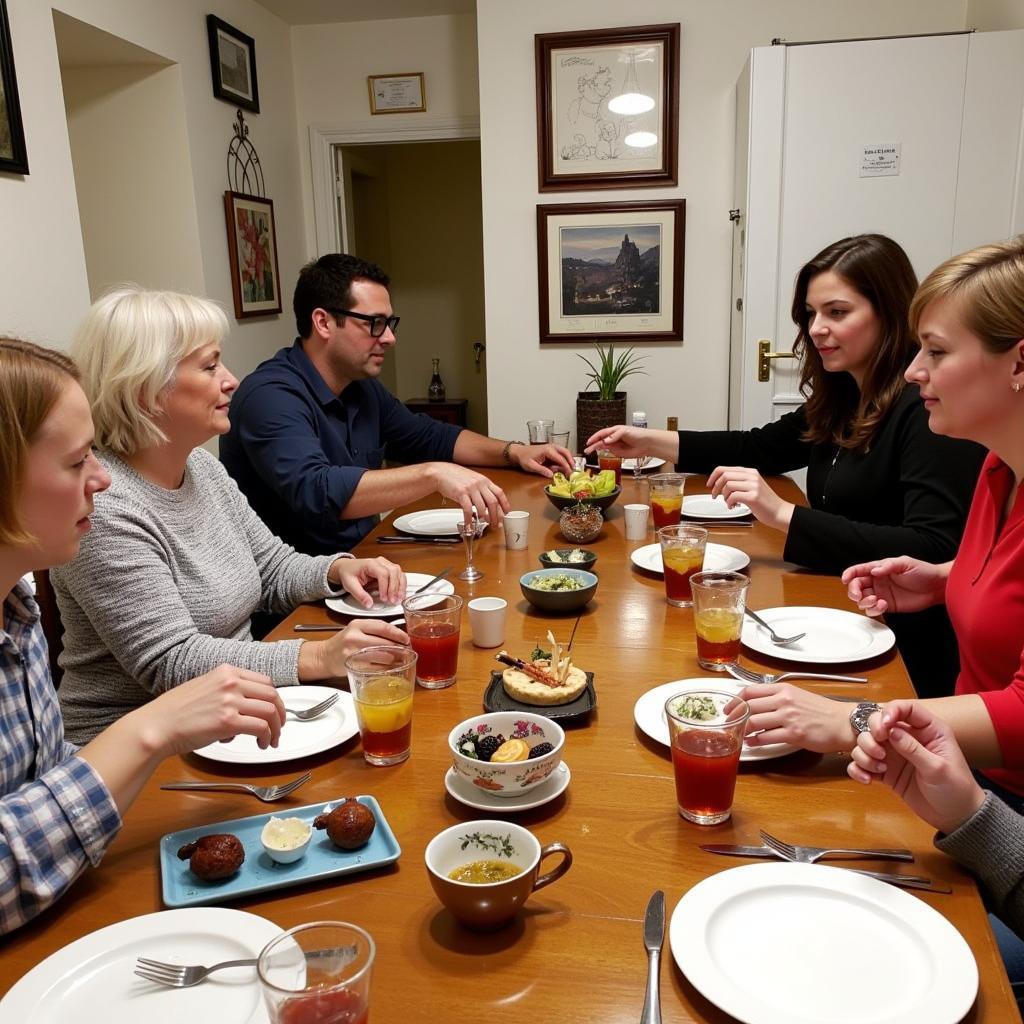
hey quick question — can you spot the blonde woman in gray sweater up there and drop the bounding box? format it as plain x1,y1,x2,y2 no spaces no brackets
54,288,408,743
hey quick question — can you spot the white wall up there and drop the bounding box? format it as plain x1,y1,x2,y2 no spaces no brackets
968,0,1024,30
1,0,303,384
475,0,968,440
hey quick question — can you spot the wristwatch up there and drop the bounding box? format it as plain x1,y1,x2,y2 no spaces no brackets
502,440,525,466
849,701,883,735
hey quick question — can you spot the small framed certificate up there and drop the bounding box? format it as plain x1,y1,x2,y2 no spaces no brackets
368,72,426,114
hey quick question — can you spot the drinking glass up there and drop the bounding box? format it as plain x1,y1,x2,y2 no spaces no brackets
665,691,749,825
690,571,749,671
403,593,463,689
345,646,417,765
258,921,374,1024
551,430,570,450
632,453,651,482
649,473,687,528
527,419,554,443
597,449,623,486
457,518,486,580
657,524,708,607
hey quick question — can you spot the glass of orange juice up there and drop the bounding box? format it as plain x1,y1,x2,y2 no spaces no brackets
345,646,417,765
690,571,749,670
649,473,687,528
657,524,708,607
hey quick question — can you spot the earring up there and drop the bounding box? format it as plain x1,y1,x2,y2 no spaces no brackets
1014,383,1024,393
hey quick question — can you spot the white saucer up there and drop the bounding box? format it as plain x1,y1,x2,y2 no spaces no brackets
682,494,751,519
444,762,571,811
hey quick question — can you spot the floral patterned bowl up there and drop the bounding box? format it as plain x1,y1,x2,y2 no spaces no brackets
448,711,565,797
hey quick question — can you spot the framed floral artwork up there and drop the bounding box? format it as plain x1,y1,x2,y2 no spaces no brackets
535,23,679,192
537,199,685,343
223,191,281,319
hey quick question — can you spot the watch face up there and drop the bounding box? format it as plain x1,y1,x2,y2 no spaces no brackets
851,702,882,734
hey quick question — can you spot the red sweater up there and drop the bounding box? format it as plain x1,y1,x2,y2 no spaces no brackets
948,453,1024,794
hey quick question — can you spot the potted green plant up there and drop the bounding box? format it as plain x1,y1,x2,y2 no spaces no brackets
576,343,647,452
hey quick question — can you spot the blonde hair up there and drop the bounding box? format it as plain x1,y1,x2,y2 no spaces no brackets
910,236,1024,353
72,286,228,456
0,338,79,546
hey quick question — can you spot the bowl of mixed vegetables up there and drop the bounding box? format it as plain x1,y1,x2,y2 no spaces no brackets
544,469,621,512
538,548,598,571
519,568,598,612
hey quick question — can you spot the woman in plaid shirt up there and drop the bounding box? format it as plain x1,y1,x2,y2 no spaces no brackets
0,339,287,934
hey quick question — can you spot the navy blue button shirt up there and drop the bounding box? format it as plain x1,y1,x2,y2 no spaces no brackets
221,342,463,554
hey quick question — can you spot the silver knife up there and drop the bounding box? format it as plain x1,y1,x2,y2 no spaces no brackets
700,843,913,861
682,520,754,527
377,535,461,545
640,890,664,1024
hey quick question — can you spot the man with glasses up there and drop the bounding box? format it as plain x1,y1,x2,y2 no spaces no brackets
221,254,573,554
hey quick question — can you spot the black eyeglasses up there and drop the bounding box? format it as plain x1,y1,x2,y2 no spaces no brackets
328,309,400,338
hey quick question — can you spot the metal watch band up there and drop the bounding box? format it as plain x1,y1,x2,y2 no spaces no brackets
850,701,883,735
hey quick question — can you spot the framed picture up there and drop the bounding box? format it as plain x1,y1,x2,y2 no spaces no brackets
537,199,685,343
535,23,679,192
207,14,259,114
223,191,281,319
367,72,426,114
0,0,28,175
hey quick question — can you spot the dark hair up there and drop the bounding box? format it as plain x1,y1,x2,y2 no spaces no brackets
791,234,917,451
293,254,390,338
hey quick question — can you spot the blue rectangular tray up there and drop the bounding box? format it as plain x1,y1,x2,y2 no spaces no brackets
160,795,400,908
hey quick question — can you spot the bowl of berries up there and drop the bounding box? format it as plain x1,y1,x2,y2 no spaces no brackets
449,711,564,797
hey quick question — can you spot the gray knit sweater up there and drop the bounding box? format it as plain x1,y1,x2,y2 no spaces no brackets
937,791,1024,935
53,448,342,743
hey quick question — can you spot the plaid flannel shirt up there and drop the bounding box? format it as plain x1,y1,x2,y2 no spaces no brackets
1,580,121,934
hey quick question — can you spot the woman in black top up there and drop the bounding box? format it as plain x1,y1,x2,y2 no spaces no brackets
586,234,985,697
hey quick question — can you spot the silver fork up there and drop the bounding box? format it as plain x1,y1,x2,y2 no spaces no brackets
135,956,257,988
759,829,913,864
288,692,340,720
744,607,805,646
726,662,867,685
159,771,311,802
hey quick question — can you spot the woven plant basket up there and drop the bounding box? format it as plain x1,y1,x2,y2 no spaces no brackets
576,392,627,453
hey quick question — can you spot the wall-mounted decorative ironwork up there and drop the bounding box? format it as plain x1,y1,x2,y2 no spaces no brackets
226,109,265,197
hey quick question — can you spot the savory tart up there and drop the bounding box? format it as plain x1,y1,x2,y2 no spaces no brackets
498,632,588,706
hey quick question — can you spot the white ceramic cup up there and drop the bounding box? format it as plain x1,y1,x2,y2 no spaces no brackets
468,597,507,648
503,510,529,550
624,503,650,540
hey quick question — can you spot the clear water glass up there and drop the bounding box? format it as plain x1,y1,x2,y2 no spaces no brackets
457,518,486,581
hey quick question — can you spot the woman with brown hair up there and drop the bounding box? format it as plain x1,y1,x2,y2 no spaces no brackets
587,234,985,695
0,338,286,933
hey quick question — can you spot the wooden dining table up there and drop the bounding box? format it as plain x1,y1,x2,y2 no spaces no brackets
2,469,1017,1022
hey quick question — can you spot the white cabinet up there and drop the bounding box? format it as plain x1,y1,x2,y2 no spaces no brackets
729,31,1024,429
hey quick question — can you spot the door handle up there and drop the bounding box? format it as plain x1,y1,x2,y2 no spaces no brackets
472,341,485,368
757,339,797,382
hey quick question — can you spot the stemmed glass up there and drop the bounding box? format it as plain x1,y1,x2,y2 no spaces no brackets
633,453,651,482
456,516,486,582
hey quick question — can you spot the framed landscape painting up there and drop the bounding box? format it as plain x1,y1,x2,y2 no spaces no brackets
224,191,281,319
0,0,28,174
535,23,679,192
537,199,685,343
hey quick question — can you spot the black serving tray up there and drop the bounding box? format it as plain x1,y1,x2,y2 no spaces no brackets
483,670,596,723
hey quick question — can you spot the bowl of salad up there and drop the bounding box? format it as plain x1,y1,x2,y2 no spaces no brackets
538,548,598,571
519,568,598,612
544,469,621,513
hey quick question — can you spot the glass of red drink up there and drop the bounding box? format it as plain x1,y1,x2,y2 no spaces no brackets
648,473,687,529
665,690,750,824
597,450,623,486
345,646,417,766
403,593,463,689
690,571,749,671
258,921,374,1024
657,524,708,607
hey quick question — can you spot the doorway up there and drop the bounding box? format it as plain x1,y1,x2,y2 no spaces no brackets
336,140,488,434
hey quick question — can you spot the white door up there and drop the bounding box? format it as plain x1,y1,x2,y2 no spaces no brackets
732,31,1024,429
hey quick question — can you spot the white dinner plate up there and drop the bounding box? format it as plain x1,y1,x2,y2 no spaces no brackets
325,572,455,618
670,862,978,1024
630,542,750,575
622,457,666,472
741,606,895,664
192,686,358,764
633,680,798,762
0,907,282,1023
444,761,571,812
682,494,751,519
392,508,488,537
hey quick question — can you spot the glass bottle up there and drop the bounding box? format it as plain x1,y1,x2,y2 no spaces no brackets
666,416,679,431
428,357,446,402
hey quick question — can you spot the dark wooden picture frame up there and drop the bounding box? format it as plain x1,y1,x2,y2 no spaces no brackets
535,23,679,192
223,190,281,319
207,14,260,114
538,199,685,343
0,0,28,175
